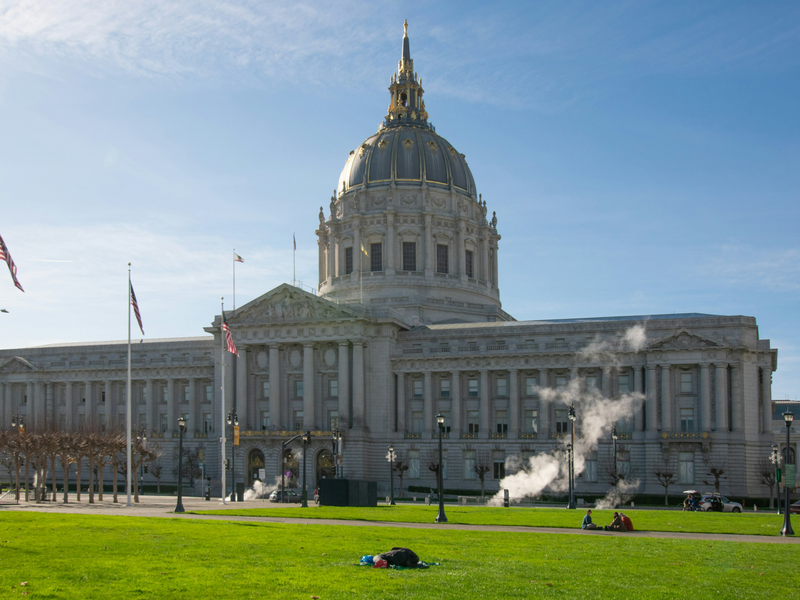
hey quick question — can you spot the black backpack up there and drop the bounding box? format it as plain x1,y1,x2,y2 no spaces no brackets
377,547,420,568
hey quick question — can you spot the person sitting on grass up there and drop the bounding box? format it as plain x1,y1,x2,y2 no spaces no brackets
582,509,600,530
619,512,634,531
605,512,627,532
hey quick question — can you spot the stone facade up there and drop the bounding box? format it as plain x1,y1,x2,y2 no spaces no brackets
0,23,780,500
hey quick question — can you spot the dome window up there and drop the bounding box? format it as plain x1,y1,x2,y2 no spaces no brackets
400,92,408,107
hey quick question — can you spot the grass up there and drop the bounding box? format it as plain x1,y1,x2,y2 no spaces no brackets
1,512,798,599
191,504,788,536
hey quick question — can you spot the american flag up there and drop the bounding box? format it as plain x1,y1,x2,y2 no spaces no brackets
222,311,239,356
0,234,24,292
130,282,144,335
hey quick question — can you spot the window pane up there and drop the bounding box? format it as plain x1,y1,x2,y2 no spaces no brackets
468,379,478,396
525,377,537,395
329,379,338,397
618,375,630,394
436,244,449,274
402,242,416,271
525,410,538,433
295,381,304,398
413,380,423,397
680,373,692,393
440,379,450,397
370,243,382,272
262,381,270,398
556,376,567,389
345,247,353,275
496,378,507,397
465,250,474,278
463,450,476,480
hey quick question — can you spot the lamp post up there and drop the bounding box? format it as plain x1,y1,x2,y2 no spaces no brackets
567,403,576,509
137,429,147,496
11,414,24,431
301,431,311,508
227,409,238,502
435,413,447,523
174,416,186,513
771,444,781,514
388,445,396,506
780,412,794,536
612,425,619,495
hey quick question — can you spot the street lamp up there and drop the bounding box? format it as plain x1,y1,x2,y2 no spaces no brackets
567,403,577,509
11,414,24,431
226,409,238,502
137,429,147,496
174,416,186,513
771,444,781,514
435,413,447,523
301,431,311,508
612,426,619,494
780,412,794,536
388,445,396,506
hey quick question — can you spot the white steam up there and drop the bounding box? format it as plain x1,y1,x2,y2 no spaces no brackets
492,325,647,503
243,476,282,501
595,479,640,510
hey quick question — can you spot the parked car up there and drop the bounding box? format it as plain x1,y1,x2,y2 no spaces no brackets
789,500,800,515
700,493,743,513
268,490,301,503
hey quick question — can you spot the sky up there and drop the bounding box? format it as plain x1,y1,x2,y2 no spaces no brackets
0,1,798,396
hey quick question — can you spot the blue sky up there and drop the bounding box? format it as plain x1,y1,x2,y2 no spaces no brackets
1,1,798,396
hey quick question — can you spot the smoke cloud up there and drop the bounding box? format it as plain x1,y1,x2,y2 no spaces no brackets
492,325,647,503
242,476,282,501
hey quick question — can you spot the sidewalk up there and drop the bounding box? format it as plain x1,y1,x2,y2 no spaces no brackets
3,496,799,545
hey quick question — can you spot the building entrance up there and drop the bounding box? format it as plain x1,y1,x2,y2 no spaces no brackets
247,449,265,486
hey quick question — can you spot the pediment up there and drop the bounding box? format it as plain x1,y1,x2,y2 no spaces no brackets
0,356,37,373
226,284,364,326
647,330,721,351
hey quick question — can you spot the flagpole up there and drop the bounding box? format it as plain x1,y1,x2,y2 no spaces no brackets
292,232,296,286
232,249,236,310
220,297,227,504
126,263,133,507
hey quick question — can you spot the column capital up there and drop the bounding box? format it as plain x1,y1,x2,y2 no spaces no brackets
508,368,518,374
660,364,671,370
646,364,657,371
699,362,711,369
712,362,728,368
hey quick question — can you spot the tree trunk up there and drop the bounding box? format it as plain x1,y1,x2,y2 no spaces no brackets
112,457,119,503
76,458,82,501
480,477,485,499
51,455,58,502
88,456,95,504
134,465,140,503
24,458,30,502
770,486,774,509
98,461,105,501
14,458,21,502
61,455,70,503
664,485,669,506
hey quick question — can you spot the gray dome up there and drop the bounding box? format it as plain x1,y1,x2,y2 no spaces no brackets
338,124,477,197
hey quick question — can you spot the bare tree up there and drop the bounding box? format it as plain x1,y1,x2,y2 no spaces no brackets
392,456,408,498
58,430,80,503
702,457,726,494
173,445,204,489
650,456,677,506
599,444,633,487
151,462,164,494
757,458,777,509
474,452,492,499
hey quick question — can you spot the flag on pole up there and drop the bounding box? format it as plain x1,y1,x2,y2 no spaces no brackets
222,311,239,356
0,234,24,292
130,282,144,335
234,253,244,263
293,233,296,251
361,241,368,255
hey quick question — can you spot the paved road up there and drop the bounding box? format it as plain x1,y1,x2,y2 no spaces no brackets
3,496,798,545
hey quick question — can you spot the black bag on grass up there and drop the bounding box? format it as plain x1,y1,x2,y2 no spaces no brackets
377,547,419,568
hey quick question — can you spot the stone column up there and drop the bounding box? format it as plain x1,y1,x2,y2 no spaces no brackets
396,372,405,432
337,343,349,429
456,221,466,281
303,344,315,431
538,369,549,436
423,371,433,435
714,364,728,432
269,345,281,430
326,231,336,283
730,364,742,432
386,211,395,276
167,379,175,434
352,343,365,429
236,347,248,430
63,382,73,430
353,220,362,280
700,364,711,431
481,234,489,283
645,365,658,431
46,383,54,427
762,366,773,434
423,212,434,276
188,378,197,436
104,380,113,429
634,367,644,431
509,369,519,438
450,370,461,436
479,369,490,439
661,365,672,431
602,367,612,397
34,382,45,427
26,382,34,426
145,379,154,433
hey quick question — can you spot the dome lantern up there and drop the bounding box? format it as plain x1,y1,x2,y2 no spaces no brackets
386,20,428,126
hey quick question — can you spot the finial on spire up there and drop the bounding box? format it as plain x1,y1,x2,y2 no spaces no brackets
404,19,408,36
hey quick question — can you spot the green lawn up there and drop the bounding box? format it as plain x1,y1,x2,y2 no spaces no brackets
1,512,798,599
192,504,788,536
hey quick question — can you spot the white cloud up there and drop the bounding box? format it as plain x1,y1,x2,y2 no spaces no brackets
698,245,800,292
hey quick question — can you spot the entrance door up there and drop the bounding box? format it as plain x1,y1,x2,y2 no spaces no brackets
247,449,265,486
316,449,335,483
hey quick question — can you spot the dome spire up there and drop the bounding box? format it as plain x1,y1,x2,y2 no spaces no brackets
385,20,428,127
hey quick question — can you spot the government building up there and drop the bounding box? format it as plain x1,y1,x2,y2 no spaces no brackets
0,23,781,501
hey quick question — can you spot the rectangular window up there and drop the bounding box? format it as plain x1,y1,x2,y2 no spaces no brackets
159,413,167,433
295,380,304,398
413,380,423,398
680,408,695,432
328,410,339,431
408,450,420,479
440,411,451,434
495,410,508,434
183,386,190,402
370,242,383,272
525,377,537,395
101,391,106,404
555,376,567,390
465,249,474,278
467,410,480,434
402,242,416,271
260,411,270,430
436,244,449,274
524,409,538,433
142,387,148,402
329,379,338,397
463,450,476,480
584,454,598,482
162,387,168,403
468,379,478,397
262,381,270,399
585,376,597,392
496,377,508,397
293,410,304,431
679,452,694,484
680,372,693,393
618,374,630,394
203,413,213,433
440,379,450,398
204,385,212,402
554,409,569,435
411,411,423,433
493,456,505,480
345,247,353,275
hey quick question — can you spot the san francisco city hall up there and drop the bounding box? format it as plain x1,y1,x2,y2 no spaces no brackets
0,24,779,500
